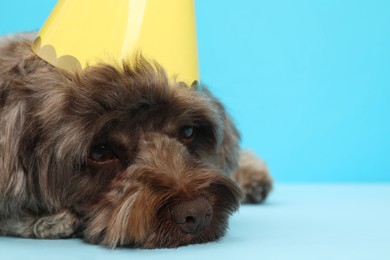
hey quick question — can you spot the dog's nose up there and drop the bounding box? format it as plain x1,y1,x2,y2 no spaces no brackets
170,197,213,234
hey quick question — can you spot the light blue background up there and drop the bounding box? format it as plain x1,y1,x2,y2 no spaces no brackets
1,0,389,182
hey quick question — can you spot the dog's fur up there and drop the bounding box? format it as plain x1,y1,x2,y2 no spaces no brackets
0,34,272,248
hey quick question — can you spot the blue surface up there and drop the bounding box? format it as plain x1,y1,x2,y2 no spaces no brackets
1,184,389,260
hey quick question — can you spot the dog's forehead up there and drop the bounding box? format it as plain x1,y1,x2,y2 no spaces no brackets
116,92,216,129
68,61,220,138
79,84,218,137
76,64,205,106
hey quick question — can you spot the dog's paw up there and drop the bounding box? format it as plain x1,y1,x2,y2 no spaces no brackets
231,150,272,203
33,209,80,239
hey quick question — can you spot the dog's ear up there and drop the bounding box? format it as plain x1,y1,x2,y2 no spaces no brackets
201,86,241,175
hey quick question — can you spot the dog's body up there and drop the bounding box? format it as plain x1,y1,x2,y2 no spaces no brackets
0,34,271,248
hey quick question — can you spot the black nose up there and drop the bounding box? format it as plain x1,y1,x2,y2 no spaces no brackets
170,197,213,234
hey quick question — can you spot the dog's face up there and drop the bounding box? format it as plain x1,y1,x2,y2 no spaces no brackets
7,52,243,248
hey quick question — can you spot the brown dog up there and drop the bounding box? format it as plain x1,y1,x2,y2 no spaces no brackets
0,34,272,248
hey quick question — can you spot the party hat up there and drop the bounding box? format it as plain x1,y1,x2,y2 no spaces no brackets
32,0,199,87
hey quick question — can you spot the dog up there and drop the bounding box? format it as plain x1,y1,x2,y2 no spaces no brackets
0,34,272,248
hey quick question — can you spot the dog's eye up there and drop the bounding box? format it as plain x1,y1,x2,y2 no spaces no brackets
183,127,194,138
89,145,115,162
180,126,197,144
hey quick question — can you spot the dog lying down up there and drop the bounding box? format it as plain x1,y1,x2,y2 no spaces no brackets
0,34,272,248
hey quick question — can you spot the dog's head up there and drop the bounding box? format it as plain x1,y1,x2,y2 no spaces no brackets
12,52,243,248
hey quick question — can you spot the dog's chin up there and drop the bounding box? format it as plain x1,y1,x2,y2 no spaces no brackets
142,219,228,249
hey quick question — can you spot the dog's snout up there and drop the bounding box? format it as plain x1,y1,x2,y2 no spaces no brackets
170,197,213,234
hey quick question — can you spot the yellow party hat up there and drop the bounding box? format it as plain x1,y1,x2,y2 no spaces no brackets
32,0,200,87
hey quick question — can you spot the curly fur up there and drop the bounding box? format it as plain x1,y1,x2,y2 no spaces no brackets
0,34,272,248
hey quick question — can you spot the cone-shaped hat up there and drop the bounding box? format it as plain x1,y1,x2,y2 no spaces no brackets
32,0,199,86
